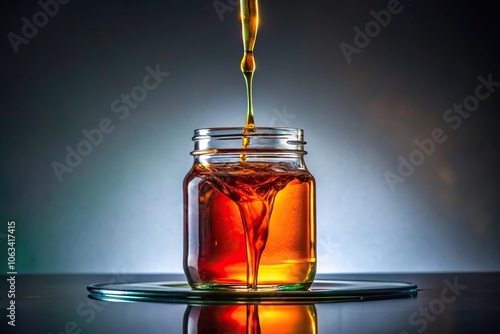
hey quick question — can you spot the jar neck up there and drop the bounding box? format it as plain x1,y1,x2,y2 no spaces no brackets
191,127,307,159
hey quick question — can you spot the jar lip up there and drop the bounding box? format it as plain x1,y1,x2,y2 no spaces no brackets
193,127,304,139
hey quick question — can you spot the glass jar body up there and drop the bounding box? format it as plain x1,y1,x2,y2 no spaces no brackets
183,128,316,290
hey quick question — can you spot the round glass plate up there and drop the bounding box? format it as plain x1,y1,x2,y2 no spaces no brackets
87,279,418,304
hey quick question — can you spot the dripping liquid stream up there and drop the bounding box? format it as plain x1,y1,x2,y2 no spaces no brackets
239,0,266,291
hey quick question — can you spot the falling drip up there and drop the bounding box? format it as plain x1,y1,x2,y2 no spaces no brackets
238,1,264,289
240,0,259,164
240,0,259,130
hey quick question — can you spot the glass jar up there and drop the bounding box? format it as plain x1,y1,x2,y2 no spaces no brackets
183,127,316,291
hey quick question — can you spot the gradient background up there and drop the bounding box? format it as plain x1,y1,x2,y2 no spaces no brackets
1,0,499,274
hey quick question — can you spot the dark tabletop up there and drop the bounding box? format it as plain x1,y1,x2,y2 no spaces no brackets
1,273,499,333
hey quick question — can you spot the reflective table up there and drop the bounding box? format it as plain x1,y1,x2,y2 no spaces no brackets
2,273,499,333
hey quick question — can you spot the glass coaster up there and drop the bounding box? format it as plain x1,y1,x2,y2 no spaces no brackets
87,279,418,304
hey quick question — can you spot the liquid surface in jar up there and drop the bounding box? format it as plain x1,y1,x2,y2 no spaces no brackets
184,162,316,290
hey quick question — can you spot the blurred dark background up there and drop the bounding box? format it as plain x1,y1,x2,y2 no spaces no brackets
1,0,499,273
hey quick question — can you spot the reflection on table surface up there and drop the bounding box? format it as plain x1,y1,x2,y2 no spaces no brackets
184,304,317,334
6,273,499,333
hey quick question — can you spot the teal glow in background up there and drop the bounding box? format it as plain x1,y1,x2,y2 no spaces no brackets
1,0,499,273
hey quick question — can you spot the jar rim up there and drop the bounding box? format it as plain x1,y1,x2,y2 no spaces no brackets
192,127,304,139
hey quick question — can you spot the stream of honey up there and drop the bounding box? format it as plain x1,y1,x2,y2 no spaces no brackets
184,0,315,291
240,0,259,130
239,0,268,291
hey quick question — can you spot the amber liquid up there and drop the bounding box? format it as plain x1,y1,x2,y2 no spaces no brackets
184,304,317,334
184,162,316,290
